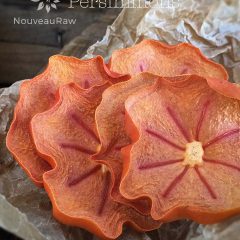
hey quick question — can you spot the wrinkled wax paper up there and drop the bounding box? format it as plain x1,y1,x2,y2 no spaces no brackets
0,0,240,239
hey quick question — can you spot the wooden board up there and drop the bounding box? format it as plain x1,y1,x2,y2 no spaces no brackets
0,1,121,87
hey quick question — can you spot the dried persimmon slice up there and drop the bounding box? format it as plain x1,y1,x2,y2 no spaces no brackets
31,83,161,239
108,39,228,80
6,55,128,186
120,73,240,223
95,52,229,214
94,73,160,214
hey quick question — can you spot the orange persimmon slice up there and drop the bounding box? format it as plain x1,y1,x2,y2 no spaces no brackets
120,73,240,224
108,39,228,80
30,83,161,239
94,52,228,215
6,55,128,186
94,74,159,214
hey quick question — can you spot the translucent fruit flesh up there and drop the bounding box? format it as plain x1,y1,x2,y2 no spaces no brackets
31,83,161,239
6,55,128,186
120,73,240,223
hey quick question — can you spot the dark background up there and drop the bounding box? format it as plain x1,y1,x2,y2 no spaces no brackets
0,0,121,87
0,0,121,238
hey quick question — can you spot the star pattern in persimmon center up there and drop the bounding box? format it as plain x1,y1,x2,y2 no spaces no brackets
139,101,240,200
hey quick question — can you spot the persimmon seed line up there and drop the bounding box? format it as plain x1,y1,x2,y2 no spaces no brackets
195,100,210,141
146,128,185,151
203,157,240,171
139,159,183,170
70,112,100,143
83,80,90,89
203,128,240,149
139,64,144,72
194,166,217,199
166,107,191,142
162,166,189,198
68,165,101,187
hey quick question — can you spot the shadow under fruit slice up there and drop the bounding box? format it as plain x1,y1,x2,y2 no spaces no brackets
108,39,228,80
120,73,240,224
30,83,161,239
6,55,128,186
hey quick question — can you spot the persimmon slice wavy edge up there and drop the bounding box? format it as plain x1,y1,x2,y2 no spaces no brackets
120,73,240,224
30,82,161,239
94,40,229,215
6,55,129,186
108,39,228,81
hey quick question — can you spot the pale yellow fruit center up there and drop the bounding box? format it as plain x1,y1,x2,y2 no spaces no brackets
101,164,107,174
183,141,204,167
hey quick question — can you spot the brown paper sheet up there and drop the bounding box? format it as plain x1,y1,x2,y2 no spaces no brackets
0,0,239,239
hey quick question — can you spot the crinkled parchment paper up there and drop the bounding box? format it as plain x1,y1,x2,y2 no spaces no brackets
0,0,240,239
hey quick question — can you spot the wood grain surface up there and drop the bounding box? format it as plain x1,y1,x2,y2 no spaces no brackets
0,0,121,87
